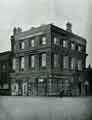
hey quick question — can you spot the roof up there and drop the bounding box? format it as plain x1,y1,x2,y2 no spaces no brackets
14,24,87,44
0,51,12,61
50,24,86,43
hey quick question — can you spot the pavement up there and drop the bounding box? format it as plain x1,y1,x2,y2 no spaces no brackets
0,96,92,120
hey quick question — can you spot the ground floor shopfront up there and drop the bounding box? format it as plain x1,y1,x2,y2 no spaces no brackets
10,73,89,96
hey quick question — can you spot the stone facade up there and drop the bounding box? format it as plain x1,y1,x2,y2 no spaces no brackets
10,23,88,96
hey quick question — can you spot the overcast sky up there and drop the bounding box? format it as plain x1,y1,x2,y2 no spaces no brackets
0,0,91,66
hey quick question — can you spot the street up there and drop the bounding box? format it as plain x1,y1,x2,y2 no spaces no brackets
0,96,92,120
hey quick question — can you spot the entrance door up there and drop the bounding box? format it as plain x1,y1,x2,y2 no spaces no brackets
84,80,89,96
22,82,27,96
78,81,81,96
64,80,71,96
11,83,18,96
37,78,47,96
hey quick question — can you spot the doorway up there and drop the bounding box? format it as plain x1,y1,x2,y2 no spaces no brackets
78,81,81,96
22,82,27,96
36,78,47,96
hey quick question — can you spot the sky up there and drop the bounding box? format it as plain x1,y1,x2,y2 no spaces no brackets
0,0,91,66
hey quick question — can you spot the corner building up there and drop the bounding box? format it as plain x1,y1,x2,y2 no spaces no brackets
10,23,87,96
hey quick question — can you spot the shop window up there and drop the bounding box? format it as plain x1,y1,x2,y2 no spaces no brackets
38,79,44,82
11,83,18,96
22,83,27,95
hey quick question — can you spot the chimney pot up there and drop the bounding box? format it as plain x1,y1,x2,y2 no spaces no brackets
66,22,72,32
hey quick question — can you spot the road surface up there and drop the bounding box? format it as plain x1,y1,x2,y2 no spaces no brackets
0,96,92,120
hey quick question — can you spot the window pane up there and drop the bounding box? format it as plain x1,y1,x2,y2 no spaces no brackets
54,37,57,44
31,55,35,68
11,83,18,96
63,56,68,69
42,37,46,45
13,58,16,70
78,45,81,51
31,40,35,47
41,53,46,67
1,64,6,71
20,41,25,49
20,57,25,70
71,43,75,49
70,57,75,70
63,40,67,47
54,54,58,67
78,60,82,70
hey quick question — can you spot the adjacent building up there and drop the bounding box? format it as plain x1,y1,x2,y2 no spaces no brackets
83,65,92,96
0,51,12,95
10,23,88,96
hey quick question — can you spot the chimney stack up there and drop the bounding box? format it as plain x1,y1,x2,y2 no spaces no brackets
13,27,22,35
66,22,72,32
13,27,16,36
16,27,22,33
